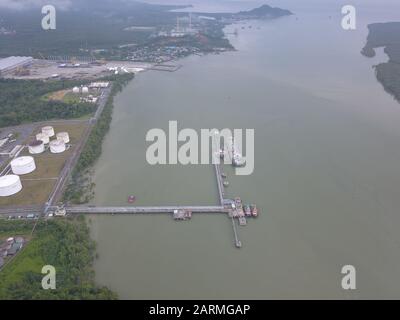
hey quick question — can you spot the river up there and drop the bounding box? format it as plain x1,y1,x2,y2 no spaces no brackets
89,1,400,299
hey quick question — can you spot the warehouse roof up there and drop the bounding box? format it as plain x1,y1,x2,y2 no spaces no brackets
0,56,33,71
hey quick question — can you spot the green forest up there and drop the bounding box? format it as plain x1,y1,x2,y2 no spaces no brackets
63,73,134,204
0,216,117,300
0,78,96,128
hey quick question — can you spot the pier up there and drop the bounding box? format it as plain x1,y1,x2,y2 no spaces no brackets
1,133,257,249
63,132,255,249
67,206,227,214
148,64,182,72
231,217,242,248
214,162,225,206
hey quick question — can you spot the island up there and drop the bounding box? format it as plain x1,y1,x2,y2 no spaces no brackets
362,22,400,103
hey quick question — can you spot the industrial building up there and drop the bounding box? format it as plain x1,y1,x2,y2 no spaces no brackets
89,82,110,88
11,156,36,175
36,133,50,144
0,145,23,158
56,132,70,144
28,140,45,154
42,126,55,138
0,56,33,76
0,175,22,197
49,140,66,153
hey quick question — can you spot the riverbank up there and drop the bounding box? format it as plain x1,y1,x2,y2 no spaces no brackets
63,74,135,204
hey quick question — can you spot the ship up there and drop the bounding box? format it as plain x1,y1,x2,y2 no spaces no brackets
251,205,258,217
128,195,136,203
244,205,252,217
232,153,246,167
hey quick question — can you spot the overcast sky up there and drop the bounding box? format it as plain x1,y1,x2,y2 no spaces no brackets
0,0,72,10
1,0,399,13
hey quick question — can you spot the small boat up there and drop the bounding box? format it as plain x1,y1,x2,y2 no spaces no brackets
251,205,258,217
128,195,136,203
239,216,247,226
223,181,229,187
244,205,252,217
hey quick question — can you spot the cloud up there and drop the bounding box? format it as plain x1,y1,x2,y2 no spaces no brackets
0,0,73,10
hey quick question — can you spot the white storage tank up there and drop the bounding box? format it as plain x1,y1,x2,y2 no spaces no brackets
28,140,45,154
49,140,66,154
42,126,55,137
0,175,22,197
36,133,50,144
82,86,89,94
72,86,80,93
56,132,70,144
11,156,36,175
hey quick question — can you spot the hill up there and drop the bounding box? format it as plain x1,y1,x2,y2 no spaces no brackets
362,22,400,103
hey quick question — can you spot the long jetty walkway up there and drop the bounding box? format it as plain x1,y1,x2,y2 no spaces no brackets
67,206,227,214
214,162,225,206
63,133,246,248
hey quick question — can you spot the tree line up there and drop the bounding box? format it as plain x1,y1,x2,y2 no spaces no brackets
63,73,134,204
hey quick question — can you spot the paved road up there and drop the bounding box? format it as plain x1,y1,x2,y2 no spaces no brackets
0,206,43,216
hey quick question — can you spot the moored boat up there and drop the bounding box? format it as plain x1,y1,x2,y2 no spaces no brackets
251,205,258,217
244,205,252,217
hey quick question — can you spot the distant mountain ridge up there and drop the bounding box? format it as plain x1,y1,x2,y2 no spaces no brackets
237,4,293,18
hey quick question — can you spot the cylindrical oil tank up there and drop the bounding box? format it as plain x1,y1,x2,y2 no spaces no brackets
42,126,55,137
56,132,70,144
0,175,22,197
49,140,66,153
11,156,36,175
36,133,50,144
28,140,45,154
82,86,89,94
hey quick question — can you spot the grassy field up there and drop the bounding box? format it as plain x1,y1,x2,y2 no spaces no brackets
0,122,88,207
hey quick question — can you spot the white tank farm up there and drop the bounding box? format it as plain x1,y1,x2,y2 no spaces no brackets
49,140,66,153
28,140,45,154
56,132,70,144
11,156,36,175
36,133,50,144
0,175,22,197
42,126,55,137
